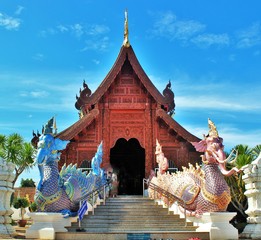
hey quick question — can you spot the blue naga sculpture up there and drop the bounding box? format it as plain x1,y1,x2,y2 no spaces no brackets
34,118,106,216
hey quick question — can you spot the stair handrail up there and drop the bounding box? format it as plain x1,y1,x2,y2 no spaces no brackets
143,178,187,226
79,179,112,216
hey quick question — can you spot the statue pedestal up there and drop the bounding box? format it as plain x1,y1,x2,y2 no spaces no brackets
26,212,77,239
188,212,238,240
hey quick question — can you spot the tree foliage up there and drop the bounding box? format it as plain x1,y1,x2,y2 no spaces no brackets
0,133,36,187
225,144,261,218
20,178,36,187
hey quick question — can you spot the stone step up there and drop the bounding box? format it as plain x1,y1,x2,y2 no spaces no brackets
93,208,172,214
73,221,192,227
64,195,205,239
80,215,182,221
68,225,197,232
56,231,210,240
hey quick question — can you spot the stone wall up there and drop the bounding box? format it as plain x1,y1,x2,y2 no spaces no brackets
14,187,36,203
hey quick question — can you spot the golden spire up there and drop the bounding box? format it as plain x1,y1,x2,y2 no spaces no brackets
123,9,130,47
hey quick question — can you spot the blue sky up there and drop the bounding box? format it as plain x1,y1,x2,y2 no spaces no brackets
1,1,260,186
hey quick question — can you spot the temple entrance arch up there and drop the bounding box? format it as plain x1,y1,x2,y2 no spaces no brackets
110,138,145,195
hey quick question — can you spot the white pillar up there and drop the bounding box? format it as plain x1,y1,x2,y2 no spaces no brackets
0,158,15,237
241,153,261,239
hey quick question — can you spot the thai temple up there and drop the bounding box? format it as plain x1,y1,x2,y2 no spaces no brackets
56,11,201,195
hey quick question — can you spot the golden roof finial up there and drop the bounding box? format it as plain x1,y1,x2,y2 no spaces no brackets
123,9,130,47
208,118,219,138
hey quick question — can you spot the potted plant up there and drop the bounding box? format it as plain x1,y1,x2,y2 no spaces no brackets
29,202,37,212
13,197,30,227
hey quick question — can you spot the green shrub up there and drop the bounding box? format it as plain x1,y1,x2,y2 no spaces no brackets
20,178,36,187
13,197,30,209
29,202,37,212
13,197,30,220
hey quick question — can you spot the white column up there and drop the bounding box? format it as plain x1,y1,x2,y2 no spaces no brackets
0,158,15,237
241,153,261,239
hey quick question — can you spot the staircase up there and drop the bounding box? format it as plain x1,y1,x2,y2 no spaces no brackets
56,196,209,240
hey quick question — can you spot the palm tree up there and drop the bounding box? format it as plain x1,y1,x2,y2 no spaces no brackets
0,133,35,187
225,144,261,231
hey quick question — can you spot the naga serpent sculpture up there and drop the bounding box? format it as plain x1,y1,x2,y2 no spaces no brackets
149,119,240,216
33,118,106,216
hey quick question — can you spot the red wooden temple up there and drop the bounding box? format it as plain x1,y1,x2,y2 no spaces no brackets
56,12,201,194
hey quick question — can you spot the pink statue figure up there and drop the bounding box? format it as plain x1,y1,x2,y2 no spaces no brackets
155,139,169,174
110,173,119,198
149,119,241,217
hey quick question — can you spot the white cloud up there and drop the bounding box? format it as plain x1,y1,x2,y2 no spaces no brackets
88,24,110,36
92,59,100,65
15,5,25,15
220,128,261,150
20,90,49,98
0,12,21,30
177,96,260,112
39,22,110,51
236,22,261,48
32,53,44,61
30,90,49,98
41,23,110,38
151,11,205,42
81,36,110,52
191,33,230,48
71,23,84,38
57,24,69,33
39,28,56,37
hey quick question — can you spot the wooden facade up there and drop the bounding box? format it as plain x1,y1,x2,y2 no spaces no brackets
57,44,201,194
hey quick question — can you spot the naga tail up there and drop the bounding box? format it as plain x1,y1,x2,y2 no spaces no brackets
59,164,97,203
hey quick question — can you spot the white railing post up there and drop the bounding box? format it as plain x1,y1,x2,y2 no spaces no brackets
103,185,106,205
92,193,94,215
78,201,82,228
143,179,145,197
153,185,156,205
167,198,170,215
184,200,187,226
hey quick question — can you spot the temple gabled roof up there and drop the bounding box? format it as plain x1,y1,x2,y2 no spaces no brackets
156,108,201,143
76,45,169,109
56,109,99,140
57,107,200,143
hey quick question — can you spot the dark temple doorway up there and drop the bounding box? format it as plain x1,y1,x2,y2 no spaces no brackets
110,138,145,195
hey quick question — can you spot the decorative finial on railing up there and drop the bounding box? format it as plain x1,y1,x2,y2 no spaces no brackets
123,9,130,47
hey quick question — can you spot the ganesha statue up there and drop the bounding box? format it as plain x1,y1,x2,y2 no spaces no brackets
149,118,240,216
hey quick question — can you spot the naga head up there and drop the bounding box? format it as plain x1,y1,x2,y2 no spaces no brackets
36,118,69,165
191,119,240,176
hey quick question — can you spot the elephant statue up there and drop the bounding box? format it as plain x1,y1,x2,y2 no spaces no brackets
149,119,240,216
